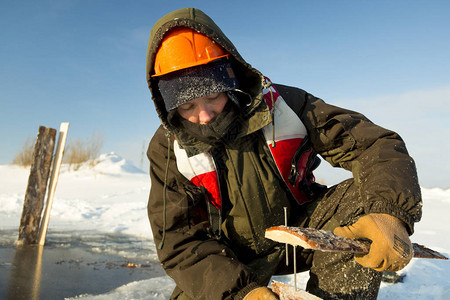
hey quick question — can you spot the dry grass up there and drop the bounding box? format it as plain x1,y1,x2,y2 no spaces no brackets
13,131,104,170
64,132,104,170
12,137,35,167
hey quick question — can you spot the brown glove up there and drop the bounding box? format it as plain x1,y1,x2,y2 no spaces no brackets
243,287,279,300
334,213,413,272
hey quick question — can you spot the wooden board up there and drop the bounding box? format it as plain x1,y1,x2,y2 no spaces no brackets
412,243,448,260
265,226,448,260
18,126,56,245
38,122,69,246
271,281,322,300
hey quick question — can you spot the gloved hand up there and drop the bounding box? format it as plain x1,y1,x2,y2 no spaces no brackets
243,287,279,300
334,213,413,272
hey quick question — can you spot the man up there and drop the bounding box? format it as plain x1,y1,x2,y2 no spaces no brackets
146,7,422,300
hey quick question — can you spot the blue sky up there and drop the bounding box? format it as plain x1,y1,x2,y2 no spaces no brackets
1,1,449,188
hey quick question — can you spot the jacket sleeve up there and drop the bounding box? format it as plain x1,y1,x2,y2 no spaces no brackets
147,126,259,300
275,84,422,233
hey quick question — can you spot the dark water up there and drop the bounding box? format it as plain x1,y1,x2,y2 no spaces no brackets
0,230,164,300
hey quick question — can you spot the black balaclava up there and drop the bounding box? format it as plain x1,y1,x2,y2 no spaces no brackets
169,99,242,146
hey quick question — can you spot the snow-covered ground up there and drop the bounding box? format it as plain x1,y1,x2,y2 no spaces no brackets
0,153,449,299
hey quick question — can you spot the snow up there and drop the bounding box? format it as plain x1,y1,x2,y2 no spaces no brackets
0,152,449,299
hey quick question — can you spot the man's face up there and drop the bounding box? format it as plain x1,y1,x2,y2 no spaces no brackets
176,92,228,124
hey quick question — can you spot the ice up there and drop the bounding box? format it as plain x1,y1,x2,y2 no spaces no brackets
66,277,176,300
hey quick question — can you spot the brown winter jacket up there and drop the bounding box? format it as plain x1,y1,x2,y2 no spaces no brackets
146,7,422,300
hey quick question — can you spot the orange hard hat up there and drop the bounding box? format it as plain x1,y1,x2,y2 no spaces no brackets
153,27,229,77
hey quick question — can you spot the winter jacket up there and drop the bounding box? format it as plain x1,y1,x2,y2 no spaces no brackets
146,7,422,300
